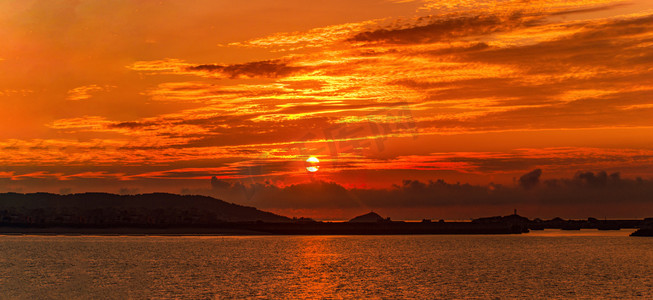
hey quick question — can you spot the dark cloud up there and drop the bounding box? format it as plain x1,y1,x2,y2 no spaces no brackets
462,15,653,71
186,59,307,79
573,170,621,187
519,168,542,189
348,12,545,44
198,170,653,219
211,176,232,190
347,4,625,45
108,121,159,129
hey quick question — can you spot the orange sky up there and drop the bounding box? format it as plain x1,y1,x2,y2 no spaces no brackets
2,0,653,217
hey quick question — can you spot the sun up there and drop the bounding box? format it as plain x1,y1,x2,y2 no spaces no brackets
305,156,319,172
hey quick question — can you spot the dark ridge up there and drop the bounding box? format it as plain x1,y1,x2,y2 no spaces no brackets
0,192,290,226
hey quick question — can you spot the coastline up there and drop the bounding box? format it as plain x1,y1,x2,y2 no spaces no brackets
0,221,526,236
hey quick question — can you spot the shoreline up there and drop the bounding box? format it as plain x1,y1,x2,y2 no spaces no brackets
0,221,526,235
0,228,639,237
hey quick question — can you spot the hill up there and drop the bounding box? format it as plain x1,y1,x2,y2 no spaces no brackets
348,212,388,223
0,192,289,226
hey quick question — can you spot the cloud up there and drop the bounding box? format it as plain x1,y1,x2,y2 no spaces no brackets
415,0,622,13
348,12,546,44
186,59,308,79
115,10,653,150
128,58,310,79
519,168,542,189
5,0,653,207
573,170,616,187
197,169,653,219
0,89,33,97
347,3,624,45
127,58,191,73
211,176,231,189
66,84,114,101
462,14,653,71
48,116,113,131
229,19,382,50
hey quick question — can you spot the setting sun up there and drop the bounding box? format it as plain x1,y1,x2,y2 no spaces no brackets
305,156,320,173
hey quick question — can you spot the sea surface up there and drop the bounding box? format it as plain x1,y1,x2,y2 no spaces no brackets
0,230,652,299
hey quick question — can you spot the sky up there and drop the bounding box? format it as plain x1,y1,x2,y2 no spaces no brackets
1,0,653,219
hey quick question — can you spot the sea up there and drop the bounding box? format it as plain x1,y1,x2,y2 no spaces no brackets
0,230,651,299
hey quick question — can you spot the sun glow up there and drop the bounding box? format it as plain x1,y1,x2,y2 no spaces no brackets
305,156,320,172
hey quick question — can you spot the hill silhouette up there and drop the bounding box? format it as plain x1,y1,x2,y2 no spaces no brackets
0,192,289,226
348,212,388,223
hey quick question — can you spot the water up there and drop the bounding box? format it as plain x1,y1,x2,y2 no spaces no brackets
0,230,651,299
